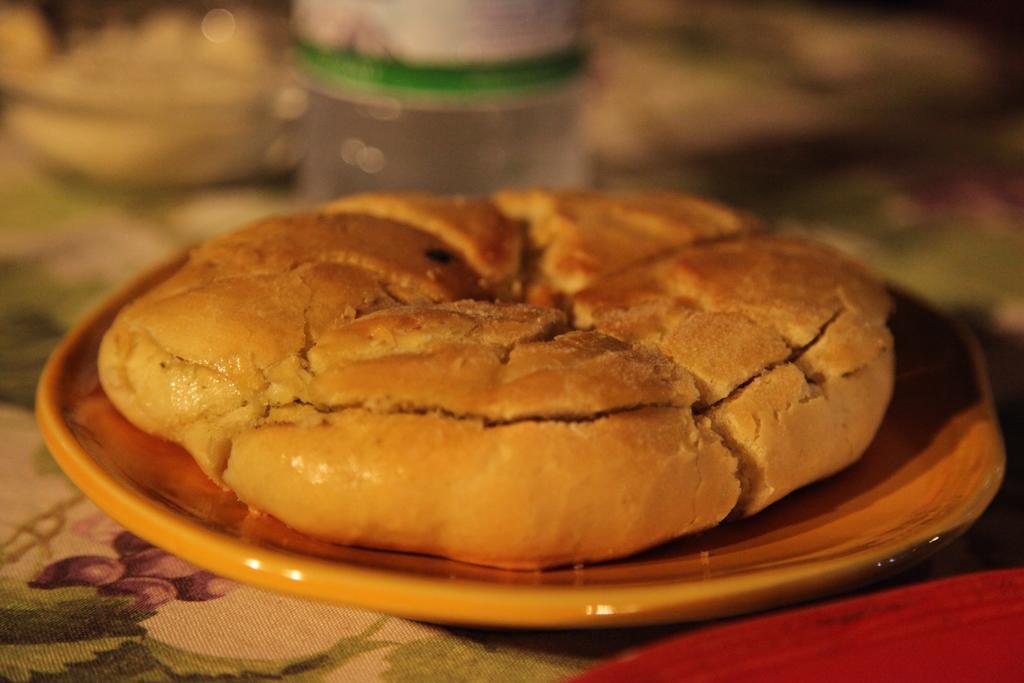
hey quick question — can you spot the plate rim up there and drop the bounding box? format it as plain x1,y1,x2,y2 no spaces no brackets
34,258,1007,628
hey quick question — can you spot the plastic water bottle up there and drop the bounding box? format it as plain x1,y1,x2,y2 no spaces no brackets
293,0,587,199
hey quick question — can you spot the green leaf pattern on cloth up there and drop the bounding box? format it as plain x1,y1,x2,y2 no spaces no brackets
382,635,589,683
0,261,89,408
0,638,134,682
146,620,392,680
0,582,145,644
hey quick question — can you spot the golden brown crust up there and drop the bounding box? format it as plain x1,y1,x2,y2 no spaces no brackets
494,189,762,296
223,407,739,569
192,211,488,302
308,307,697,421
324,193,522,288
708,348,894,516
98,191,894,569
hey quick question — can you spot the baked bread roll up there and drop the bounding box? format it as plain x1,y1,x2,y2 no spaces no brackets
98,190,894,569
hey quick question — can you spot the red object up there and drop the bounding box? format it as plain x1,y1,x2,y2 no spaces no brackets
572,569,1024,683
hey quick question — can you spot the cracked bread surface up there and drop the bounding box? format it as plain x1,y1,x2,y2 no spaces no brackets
97,189,893,569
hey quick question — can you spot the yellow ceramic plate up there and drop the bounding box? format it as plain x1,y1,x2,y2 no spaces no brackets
36,259,1005,629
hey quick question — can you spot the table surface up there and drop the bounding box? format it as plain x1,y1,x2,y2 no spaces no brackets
2,3,1023,681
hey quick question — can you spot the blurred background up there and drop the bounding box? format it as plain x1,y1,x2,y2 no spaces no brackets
1,0,1021,472
0,2,1022,674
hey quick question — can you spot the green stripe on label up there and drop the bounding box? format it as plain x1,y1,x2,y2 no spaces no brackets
295,41,584,95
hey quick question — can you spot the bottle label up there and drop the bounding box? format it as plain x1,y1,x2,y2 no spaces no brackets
293,0,582,95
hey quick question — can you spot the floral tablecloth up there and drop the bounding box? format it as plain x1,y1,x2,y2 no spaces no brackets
2,2,1023,681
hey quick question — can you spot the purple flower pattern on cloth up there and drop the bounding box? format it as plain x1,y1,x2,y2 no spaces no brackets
30,531,236,612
